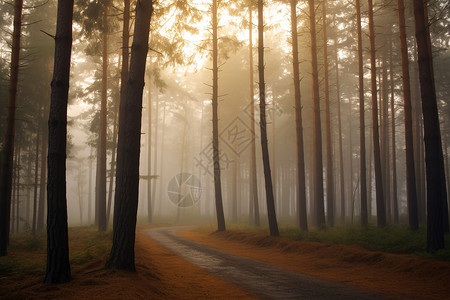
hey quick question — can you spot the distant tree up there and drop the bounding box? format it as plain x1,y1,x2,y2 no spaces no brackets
45,0,74,284
413,0,446,251
0,0,23,256
258,0,279,237
248,2,260,227
356,0,368,227
290,0,307,231
106,0,153,270
322,0,334,227
212,0,226,232
368,0,386,227
308,0,325,228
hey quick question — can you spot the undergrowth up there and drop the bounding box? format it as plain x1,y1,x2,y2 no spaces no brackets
219,223,450,261
0,226,112,277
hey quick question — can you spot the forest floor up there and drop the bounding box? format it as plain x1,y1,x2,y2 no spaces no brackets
1,224,450,299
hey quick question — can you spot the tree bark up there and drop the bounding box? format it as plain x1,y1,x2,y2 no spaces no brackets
368,0,386,227
413,0,446,251
290,0,307,231
258,0,279,237
212,0,226,232
308,0,325,228
106,0,153,270
0,0,23,256
45,0,74,284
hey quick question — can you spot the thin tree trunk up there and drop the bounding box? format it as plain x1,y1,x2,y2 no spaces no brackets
290,0,307,231
322,0,334,227
32,110,41,234
308,0,325,228
212,0,226,232
0,0,23,256
368,0,386,227
413,0,446,251
45,0,74,284
151,96,159,217
389,38,399,224
248,4,260,227
397,0,418,230
356,0,368,227
258,0,279,237
334,31,346,224
106,0,153,270
147,82,152,223
97,10,108,232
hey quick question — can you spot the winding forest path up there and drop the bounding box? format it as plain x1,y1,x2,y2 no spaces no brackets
146,226,385,300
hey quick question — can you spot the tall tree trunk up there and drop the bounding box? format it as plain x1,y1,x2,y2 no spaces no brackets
248,4,260,227
356,0,368,227
322,0,334,227
147,82,152,223
334,31,346,224
308,0,325,228
0,0,23,256
258,0,279,237
397,0,419,230
413,0,447,251
381,46,391,223
45,0,74,284
151,96,159,217
368,0,386,227
211,0,226,232
389,38,399,224
97,10,108,232
106,0,153,270
290,0,307,231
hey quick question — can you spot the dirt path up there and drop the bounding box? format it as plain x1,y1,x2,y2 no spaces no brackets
147,226,385,299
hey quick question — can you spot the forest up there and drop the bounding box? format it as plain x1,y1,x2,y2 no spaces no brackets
0,0,449,298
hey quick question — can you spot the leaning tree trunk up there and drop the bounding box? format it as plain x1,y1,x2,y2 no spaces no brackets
290,0,307,231
212,0,226,232
258,0,279,237
0,0,23,256
308,0,325,228
248,5,260,227
356,0,368,227
413,0,446,251
397,0,419,230
106,0,153,271
368,0,386,227
45,0,74,284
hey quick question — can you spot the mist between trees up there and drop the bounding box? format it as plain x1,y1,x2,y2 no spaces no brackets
0,0,449,273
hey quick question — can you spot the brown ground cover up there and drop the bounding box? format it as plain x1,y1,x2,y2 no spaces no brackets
0,227,253,299
180,229,450,300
